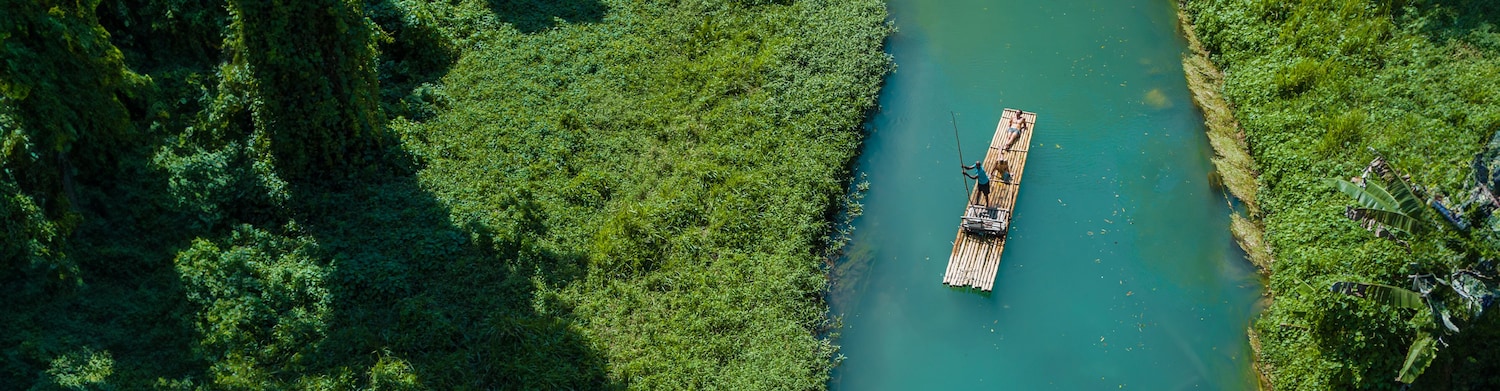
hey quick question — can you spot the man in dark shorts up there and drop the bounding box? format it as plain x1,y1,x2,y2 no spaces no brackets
962,160,991,205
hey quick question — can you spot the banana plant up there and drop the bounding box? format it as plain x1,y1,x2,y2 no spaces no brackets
1331,269,1500,386
1329,280,1443,385
1329,151,1444,239
1450,270,1499,317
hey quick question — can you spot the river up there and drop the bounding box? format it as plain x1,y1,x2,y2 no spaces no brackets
828,1,1263,389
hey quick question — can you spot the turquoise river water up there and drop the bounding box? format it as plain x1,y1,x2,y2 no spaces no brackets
828,1,1263,389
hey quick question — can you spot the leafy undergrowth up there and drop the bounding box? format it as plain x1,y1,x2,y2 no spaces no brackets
1184,0,1500,389
1,0,891,389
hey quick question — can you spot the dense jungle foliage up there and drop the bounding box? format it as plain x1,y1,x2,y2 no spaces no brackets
0,0,892,388
1184,0,1500,389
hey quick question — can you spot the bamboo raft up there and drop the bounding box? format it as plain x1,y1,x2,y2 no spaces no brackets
943,108,1036,291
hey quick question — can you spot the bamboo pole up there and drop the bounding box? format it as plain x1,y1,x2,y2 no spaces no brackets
953,111,971,200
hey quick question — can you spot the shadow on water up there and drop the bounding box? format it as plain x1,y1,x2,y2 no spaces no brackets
487,0,607,33
828,240,878,315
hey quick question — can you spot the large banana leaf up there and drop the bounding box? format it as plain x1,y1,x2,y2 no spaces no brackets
1330,282,1425,309
1406,274,1465,333
1330,179,1399,211
1352,207,1427,235
1397,333,1438,384
1359,149,1425,217
1382,173,1428,218
1294,280,1319,298
1329,179,1429,234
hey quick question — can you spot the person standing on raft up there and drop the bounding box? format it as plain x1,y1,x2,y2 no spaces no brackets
962,160,991,205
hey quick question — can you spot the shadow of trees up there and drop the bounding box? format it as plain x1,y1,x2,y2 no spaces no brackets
0,157,219,388
277,5,610,385
287,162,611,388
487,0,607,33
1416,308,1500,389
0,69,211,388
0,1,233,383
95,0,227,71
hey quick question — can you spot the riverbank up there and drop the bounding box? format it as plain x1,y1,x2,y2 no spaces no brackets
1182,0,1500,388
1176,5,1272,274
1175,4,1275,389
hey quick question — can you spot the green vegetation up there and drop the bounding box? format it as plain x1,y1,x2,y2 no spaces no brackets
1,0,891,388
1328,272,1491,385
1182,0,1500,388
227,0,390,179
1325,156,1500,386
1330,164,1430,237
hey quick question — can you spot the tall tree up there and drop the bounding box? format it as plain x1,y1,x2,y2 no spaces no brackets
226,0,386,180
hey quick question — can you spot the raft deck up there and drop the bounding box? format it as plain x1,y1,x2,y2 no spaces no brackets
943,108,1036,291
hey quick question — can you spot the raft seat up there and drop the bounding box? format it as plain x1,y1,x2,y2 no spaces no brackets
961,205,1008,236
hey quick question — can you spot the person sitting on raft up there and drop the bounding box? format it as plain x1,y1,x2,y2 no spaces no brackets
962,160,991,205
995,157,1012,184
1004,113,1027,150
